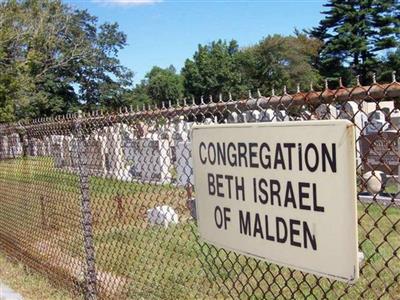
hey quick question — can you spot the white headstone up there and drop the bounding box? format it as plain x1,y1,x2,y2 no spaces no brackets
338,101,368,166
147,205,179,228
175,140,193,187
366,110,389,134
390,109,400,130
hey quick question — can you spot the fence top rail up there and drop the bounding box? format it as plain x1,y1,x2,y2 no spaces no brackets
1,80,400,134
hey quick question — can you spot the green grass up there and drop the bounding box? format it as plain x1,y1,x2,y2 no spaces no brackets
0,157,399,299
0,252,73,300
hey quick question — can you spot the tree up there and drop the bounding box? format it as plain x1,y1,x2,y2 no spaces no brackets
310,0,400,83
0,0,133,121
127,65,184,107
377,48,400,82
181,40,244,100
146,65,184,105
182,36,321,100
239,34,322,94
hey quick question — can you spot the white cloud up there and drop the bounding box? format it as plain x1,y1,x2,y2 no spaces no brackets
93,0,163,6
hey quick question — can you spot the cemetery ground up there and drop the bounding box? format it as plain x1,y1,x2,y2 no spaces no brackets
0,252,72,300
0,157,399,299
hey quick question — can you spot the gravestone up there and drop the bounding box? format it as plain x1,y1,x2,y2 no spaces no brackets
51,135,64,168
338,101,368,166
0,136,9,159
390,109,400,130
123,133,172,184
175,140,193,187
28,139,38,157
62,137,73,169
174,119,194,186
227,112,239,123
140,138,172,183
70,138,79,171
315,104,338,120
366,110,389,134
9,134,22,158
85,134,107,176
45,137,52,156
104,124,125,180
36,139,46,157
359,130,399,174
261,109,279,122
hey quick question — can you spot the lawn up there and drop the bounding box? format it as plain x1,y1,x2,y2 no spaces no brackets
0,157,399,299
0,253,73,300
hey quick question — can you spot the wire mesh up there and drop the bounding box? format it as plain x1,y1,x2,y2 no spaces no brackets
0,78,399,299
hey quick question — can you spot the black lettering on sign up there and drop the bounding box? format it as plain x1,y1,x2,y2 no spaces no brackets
299,182,311,211
270,180,281,206
199,142,207,164
264,215,275,241
249,143,259,168
305,143,319,172
283,143,295,170
322,143,337,173
214,206,231,230
274,143,286,170
253,213,264,239
208,143,216,165
312,183,325,212
276,217,287,243
258,178,268,204
214,206,223,229
238,143,248,167
225,175,234,199
216,174,224,197
298,143,303,171
289,219,301,247
239,210,251,235
259,143,271,169
227,142,237,167
208,173,215,196
217,142,226,166
236,176,246,201
303,221,317,250
284,181,296,209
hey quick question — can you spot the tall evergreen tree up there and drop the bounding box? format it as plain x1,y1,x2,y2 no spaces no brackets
310,0,399,83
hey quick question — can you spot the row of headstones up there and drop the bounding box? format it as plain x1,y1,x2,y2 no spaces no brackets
175,102,400,187
0,134,53,159
123,102,400,187
47,122,194,185
0,134,23,159
0,101,397,188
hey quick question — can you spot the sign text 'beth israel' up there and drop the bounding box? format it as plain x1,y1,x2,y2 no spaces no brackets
192,120,359,282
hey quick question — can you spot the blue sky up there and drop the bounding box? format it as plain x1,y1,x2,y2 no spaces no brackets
66,0,326,84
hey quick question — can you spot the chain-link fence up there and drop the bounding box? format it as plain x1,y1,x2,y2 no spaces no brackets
0,77,399,299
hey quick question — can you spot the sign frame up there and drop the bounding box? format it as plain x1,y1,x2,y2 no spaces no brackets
191,120,359,283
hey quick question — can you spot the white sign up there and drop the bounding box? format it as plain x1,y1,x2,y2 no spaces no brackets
192,120,359,282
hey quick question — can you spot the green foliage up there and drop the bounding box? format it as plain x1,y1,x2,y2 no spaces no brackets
310,0,400,84
182,40,243,100
181,36,321,99
128,65,184,106
1,0,399,121
239,34,322,94
378,48,400,82
0,0,133,122
146,66,184,105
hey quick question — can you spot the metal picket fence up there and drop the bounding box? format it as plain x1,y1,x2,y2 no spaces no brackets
0,76,399,299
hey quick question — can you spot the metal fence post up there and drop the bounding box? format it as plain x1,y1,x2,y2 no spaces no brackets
74,111,97,300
